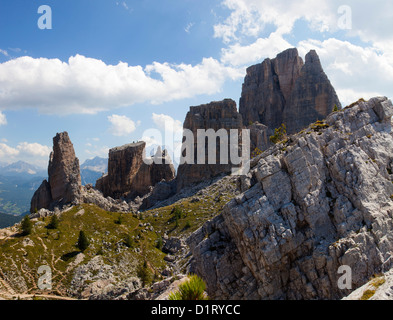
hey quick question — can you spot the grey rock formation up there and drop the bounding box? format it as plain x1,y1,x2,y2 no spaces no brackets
283,50,342,134
343,269,393,300
176,99,244,191
188,97,393,300
248,121,271,155
30,132,82,212
239,48,341,135
30,180,52,213
96,142,176,199
141,179,177,210
81,184,134,213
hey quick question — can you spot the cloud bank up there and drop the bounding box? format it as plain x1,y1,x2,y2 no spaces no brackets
0,55,242,115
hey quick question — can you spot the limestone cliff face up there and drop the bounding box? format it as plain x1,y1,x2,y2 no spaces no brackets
96,142,175,199
284,50,342,134
176,99,244,191
188,97,393,300
30,132,82,212
239,48,341,134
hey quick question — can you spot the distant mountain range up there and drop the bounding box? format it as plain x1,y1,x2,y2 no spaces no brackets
0,160,47,177
80,156,108,186
0,158,107,227
0,161,47,217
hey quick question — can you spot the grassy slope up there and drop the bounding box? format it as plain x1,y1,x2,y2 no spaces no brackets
0,176,237,299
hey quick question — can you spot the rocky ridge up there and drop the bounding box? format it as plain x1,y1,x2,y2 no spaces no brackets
188,97,393,300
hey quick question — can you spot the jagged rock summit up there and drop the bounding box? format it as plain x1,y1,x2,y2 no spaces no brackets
31,132,82,212
96,141,176,199
188,97,393,300
176,48,341,190
240,48,341,134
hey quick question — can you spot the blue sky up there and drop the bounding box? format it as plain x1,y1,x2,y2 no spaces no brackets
0,0,392,168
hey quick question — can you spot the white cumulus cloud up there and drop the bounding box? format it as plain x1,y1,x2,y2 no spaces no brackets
16,142,51,157
108,114,137,136
0,55,242,115
152,113,183,135
0,111,6,126
0,143,19,158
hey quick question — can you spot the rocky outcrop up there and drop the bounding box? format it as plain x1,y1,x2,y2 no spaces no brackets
239,48,341,134
248,122,271,155
30,132,82,212
188,97,393,300
96,142,175,199
176,99,244,191
343,269,393,300
30,180,52,213
141,179,177,210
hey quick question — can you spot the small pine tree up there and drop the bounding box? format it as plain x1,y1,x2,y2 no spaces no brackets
47,214,59,229
124,234,133,248
172,207,182,227
137,261,151,287
77,231,90,252
114,214,123,225
21,215,33,236
269,123,287,144
333,104,339,112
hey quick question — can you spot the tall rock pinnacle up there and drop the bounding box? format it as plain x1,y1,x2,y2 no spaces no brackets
239,48,341,134
30,132,82,212
176,99,244,191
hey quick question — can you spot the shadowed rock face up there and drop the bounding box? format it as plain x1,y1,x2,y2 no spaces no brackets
239,48,341,134
48,132,82,203
188,97,393,300
30,180,52,213
283,50,342,134
176,99,244,191
96,142,175,199
31,132,82,212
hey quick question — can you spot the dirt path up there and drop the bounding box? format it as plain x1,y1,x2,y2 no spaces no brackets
0,292,80,300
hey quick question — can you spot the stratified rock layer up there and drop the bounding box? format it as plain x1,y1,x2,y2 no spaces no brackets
188,97,393,300
176,99,244,191
31,132,82,212
96,142,175,199
239,48,341,134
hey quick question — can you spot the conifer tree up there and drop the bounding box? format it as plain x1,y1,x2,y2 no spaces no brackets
77,230,90,252
47,214,59,229
21,215,33,236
